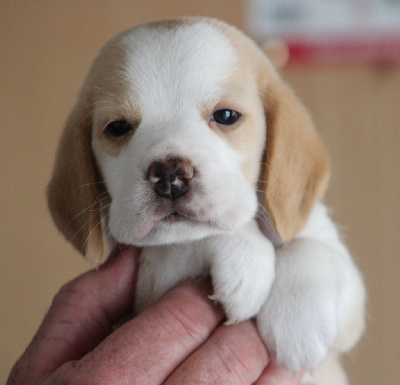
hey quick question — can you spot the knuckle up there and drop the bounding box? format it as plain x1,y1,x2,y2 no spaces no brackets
161,305,207,342
158,281,222,341
210,323,268,383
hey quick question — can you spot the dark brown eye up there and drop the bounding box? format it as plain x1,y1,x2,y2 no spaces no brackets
211,109,240,125
106,120,133,137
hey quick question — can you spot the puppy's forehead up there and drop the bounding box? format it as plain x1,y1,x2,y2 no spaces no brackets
117,20,238,112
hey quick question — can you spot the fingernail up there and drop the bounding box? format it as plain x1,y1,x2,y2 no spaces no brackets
103,244,140,268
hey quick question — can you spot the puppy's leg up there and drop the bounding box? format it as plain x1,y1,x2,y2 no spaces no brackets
206,220,275,324
257,238,365,374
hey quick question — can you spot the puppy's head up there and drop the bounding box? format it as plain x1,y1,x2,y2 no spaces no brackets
47,18,329,258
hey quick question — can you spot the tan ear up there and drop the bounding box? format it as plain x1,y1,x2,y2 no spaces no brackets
262,77,330,242
47,100,104,257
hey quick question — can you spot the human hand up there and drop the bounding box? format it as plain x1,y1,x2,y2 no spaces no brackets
7,247,303,385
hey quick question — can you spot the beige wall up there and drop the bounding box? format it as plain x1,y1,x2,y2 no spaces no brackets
1,2,398,384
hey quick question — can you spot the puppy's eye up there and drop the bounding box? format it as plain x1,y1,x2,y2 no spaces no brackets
211,109,240,125
105,120,133,137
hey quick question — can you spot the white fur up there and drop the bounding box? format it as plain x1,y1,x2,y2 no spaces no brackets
89,20,365,384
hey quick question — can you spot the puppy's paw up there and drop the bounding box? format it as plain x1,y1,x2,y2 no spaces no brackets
208,230,275,324
209,272,272,325
257,291,338,373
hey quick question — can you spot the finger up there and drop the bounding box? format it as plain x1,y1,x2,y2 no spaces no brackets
166,321,269,385
253,360,304,385
7,246,139,385
59,280,224,384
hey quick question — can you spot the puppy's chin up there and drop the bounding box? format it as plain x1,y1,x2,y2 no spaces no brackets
111,218,237,247
133,221,228,246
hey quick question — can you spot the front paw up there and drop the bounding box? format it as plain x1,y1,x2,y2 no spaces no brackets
207,231,275,324
209,275,273,325
257,291,338,373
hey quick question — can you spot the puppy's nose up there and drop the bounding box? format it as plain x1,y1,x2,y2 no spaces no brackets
148,157,193,201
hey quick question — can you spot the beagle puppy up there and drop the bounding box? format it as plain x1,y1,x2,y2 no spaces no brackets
47,18,366,384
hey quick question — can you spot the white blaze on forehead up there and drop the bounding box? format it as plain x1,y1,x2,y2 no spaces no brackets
119,22,238,118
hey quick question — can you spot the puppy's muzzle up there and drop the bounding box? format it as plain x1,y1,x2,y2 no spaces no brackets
148,157,194,201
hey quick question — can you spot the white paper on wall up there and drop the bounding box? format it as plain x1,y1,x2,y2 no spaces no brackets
245,0,400,65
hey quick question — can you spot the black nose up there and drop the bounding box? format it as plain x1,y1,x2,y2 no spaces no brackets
148,157,193,201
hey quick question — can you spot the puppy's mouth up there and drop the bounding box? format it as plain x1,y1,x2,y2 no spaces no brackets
161,210,190,223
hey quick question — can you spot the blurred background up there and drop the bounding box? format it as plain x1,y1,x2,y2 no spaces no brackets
1,1,399,384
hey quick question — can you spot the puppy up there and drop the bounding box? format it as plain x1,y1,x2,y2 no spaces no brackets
47,18,365,384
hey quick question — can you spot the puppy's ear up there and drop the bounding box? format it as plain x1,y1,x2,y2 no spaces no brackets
262,76,330,242
47,98,104,258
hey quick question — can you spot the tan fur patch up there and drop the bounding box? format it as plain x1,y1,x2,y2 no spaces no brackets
261,77,330,242
47,96,105,258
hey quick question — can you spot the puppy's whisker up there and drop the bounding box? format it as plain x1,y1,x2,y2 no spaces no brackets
113,210,129,244
93,193,112,206
65,201,100,232
103,221,112,239
68,213,96,249
255,202,276,239
75,182,107,192
65,192,110,235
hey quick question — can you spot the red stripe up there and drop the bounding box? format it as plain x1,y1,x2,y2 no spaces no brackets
286,37,400,66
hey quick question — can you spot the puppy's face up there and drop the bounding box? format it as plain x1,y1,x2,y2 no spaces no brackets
47,18,330,257
91,21,266,246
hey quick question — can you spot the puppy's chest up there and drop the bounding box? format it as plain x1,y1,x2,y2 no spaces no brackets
134,242,210,314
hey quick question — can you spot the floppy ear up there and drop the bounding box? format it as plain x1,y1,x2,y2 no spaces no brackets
47,98,104,258
262,76,330,242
